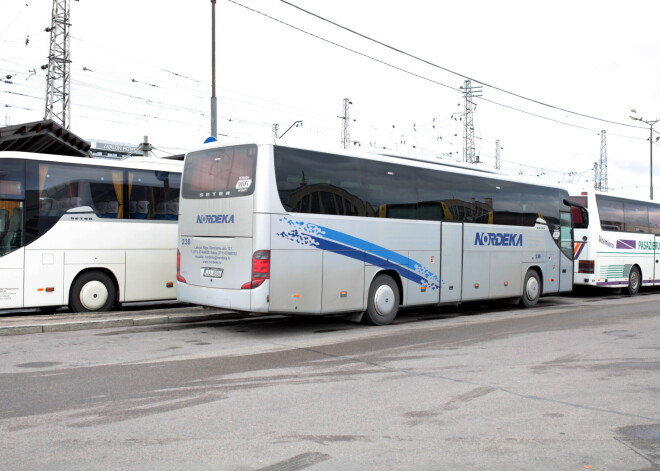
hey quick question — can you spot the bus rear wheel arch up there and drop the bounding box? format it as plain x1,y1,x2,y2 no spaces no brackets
626,265,641,296
519,268,541,308
69,270,117,313
363,273,401,326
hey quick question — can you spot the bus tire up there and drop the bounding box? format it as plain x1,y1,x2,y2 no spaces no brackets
520,269,540,308
626,266,641,296
363,274,400,326
69,271,116,313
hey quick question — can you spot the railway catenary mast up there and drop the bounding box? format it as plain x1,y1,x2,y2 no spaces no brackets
44,0,77,128
461,80,482,164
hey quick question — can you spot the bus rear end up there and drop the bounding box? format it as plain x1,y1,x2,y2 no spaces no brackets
177,144,266,312
570,193,595,286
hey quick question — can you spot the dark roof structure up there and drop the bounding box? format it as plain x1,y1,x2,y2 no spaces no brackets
0,119,91,157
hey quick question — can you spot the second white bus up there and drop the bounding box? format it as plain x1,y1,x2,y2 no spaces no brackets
570,190,660,295
0,151,182,312
177,142,582,325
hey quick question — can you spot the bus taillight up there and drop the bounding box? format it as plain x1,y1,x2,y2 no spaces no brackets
242,250,270,289
176,249,187,283
578,260,594,274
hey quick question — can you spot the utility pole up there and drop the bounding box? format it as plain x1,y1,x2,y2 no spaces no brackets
596,130,608,192
461,80,482,164
630,110,659,200
339,98,352,149
210,0,218,138
44,0,75,128
495,139,501,170
139,135,153,157
272,123,279,139
593,162,599,191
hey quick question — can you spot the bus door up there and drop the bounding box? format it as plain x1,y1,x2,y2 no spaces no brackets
440,222,462,303
0,158,26,308
655,235,660,286
0,201,24,308
559,211,574,292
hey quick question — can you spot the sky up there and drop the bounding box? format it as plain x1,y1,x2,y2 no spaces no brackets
2,0,660,198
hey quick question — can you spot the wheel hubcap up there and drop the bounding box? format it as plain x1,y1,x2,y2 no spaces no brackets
631,272,639,290
79,281,109,311
526,276,539,300
374,284,395,316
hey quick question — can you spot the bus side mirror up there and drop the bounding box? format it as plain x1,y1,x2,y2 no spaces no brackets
580,207,589,227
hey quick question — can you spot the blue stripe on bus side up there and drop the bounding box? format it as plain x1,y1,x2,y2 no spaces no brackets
315,225,413,268
309,235,437,289
277,217,440,289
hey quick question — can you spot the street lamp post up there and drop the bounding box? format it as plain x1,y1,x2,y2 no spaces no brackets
630,111,660,200
210,0,217,139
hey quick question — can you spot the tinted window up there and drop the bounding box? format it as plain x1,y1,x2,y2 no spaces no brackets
649,206,660,235
365,161,419,219
0,200,23,256
129,170,180,220
624,202,649,233
417,168,475,222
522,186,560,228
274,146,567,228
0,159,25,200
275,147,373,216
182,145,257,199
597,196,624,231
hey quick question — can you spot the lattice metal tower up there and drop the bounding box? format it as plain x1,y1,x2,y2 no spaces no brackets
340,98,351,149
44,0,73,128
495,139,501,170
461,80,482,163
595,130,608,192
593,162,599,190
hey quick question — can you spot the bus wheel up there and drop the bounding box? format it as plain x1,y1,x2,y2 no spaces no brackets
69,271,116,313
363,274,400,326
520,270,540,308
626,266,641,296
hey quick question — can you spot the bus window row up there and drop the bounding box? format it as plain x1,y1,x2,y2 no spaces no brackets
596,194,660,235
274,146,565,228
37,196,178,220
28,161,181,222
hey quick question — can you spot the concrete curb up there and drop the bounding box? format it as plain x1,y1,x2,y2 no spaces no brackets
0,311,234,336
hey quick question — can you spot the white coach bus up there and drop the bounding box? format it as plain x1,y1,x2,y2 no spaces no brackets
570,190,660,295
0,152,181,312
177,142,583,325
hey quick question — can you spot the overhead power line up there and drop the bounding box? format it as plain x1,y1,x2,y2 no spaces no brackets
279,0,644,130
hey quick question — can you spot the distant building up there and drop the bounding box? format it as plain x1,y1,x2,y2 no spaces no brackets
90,140,141,159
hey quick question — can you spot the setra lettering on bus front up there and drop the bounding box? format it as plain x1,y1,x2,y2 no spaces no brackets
196,214,235,224
474,232,523,247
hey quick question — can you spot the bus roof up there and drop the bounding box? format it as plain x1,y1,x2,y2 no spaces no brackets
0,151,182,172
184,140,567,192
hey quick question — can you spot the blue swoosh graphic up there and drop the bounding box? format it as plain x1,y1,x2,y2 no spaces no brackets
277,217,440,289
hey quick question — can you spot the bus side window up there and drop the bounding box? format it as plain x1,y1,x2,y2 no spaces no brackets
597,197,624,232
624,202,649,233
649,206,660,235
128,170,180,221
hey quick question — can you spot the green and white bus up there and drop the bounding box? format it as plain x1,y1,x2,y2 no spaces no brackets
570,190,660,295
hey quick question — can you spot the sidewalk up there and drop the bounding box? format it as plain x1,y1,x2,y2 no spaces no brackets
0,304,242,336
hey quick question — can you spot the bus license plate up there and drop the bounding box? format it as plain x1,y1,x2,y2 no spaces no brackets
202,267,224,278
